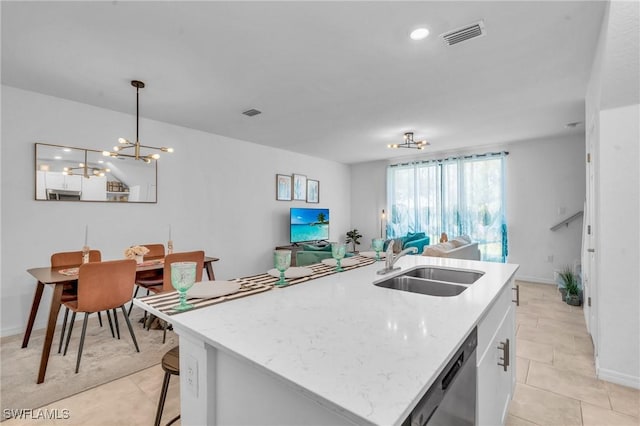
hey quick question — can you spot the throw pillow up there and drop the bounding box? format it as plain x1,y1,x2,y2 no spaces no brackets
405,232,426,243
450,238,466,248
423,246,445,257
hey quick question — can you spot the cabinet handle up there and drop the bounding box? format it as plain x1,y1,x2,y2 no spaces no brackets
512,285,520,306
497,338,510,372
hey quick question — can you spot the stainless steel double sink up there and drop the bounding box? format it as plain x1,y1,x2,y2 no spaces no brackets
374,266,484,297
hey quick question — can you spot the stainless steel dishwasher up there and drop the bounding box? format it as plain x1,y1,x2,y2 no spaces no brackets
402,327,478,426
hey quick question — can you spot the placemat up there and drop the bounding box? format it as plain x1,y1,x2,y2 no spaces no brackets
139,281,272,316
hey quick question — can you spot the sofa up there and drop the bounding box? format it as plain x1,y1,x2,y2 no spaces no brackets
421,235,481,260
295,243,354,266
384,232,431,255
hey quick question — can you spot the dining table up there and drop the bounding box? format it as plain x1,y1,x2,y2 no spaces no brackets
22,255,219,384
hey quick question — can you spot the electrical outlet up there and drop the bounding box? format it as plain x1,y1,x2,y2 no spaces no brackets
185,354,199,397
547,255,554,263
558,207,566,216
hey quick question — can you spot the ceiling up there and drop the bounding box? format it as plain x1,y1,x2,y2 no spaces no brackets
1,1,607,164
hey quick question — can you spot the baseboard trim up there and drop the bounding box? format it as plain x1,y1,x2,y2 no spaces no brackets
597,366,640,390
515,275,555,285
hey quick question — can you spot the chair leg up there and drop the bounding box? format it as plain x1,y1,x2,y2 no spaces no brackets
154,371,171,426
63,311,77,356
113,308,121,339
106,309,115,338
120,305,140,352
75,313,89,374
98,311,103,327
163,324,167,344
58,307,69,353
166,415,180,426
127,286,140,317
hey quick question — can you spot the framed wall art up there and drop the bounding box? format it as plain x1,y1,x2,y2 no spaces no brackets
276,174,292,201
293,174,307,201
307,179,319,203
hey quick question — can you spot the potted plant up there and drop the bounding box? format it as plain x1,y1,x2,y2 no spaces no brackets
345,229,362,253
559,267,581,306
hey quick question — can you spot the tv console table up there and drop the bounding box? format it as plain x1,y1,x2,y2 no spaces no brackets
274,244,303,266
275,243,330,267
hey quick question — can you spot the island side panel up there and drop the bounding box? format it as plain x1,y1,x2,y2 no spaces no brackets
215,348,368,426
177,330,217,425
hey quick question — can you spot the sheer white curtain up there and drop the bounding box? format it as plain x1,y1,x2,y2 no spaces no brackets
386,153,507,262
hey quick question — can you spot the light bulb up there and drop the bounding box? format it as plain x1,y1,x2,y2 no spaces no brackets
118,137,128,144
151,153,160,160
102,151,111,157
105,168,111,172
79,163,84,167
113,146,120,152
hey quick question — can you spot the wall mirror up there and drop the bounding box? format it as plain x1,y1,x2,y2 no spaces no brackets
35,143,157,203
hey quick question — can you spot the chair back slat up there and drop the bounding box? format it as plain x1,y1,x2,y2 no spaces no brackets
77,259,136,312
51,250,101,268
142,244,165,260
163,251,205,292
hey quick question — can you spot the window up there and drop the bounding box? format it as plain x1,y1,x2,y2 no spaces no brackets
387,153,508,262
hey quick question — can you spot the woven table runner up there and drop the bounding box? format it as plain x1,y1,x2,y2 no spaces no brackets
232,255,376,287
139,255,376,316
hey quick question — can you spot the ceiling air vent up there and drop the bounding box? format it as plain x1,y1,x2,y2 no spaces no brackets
242,108,262,117
441,20,485,46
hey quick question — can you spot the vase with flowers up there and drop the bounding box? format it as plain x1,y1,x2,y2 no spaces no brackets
124,245,150,264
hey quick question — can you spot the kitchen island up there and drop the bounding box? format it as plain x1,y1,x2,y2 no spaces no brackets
135,255,519,426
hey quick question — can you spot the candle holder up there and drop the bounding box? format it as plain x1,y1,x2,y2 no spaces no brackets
167,240,174,254
82,246,90,264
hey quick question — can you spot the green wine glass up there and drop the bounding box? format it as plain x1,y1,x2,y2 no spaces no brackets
372,238,385,261
171,261,197,311
331,243,347,272
274,250,291,286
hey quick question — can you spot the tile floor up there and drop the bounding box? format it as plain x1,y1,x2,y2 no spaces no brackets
4,281,638,425
508,281,639,426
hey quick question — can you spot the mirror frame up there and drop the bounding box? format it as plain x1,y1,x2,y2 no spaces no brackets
34,142,158,203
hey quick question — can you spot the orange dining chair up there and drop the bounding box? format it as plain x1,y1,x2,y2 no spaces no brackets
147,251,204,343
62,259,139,373
128,243,165,317
51,250,109,353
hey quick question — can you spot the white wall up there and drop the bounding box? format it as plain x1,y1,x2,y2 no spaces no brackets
507,136,585,282
350,134,586,283
583,0,640,389
0,86,351,336
596,104,640,388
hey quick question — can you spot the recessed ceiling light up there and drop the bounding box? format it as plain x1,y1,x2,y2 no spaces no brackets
54,156,62,160
410,28,430,40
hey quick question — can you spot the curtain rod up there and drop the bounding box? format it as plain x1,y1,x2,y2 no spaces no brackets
389,151,509,168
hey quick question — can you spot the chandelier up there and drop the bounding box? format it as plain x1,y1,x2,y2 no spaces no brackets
63,149,110,178
388,132,430,150
103,80,173,163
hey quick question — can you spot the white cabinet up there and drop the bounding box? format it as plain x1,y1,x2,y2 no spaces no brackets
44,172,82,191
477,280,516,426
80,176,107,201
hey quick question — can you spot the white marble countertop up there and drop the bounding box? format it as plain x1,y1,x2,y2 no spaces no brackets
149,256,518,426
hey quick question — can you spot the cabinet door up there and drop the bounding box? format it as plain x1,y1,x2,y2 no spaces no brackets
477,305,515,426
44,172,66,191
81,176,107,201
65,175,82,191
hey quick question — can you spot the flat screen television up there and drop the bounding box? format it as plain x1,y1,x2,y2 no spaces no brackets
290,207,330,244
